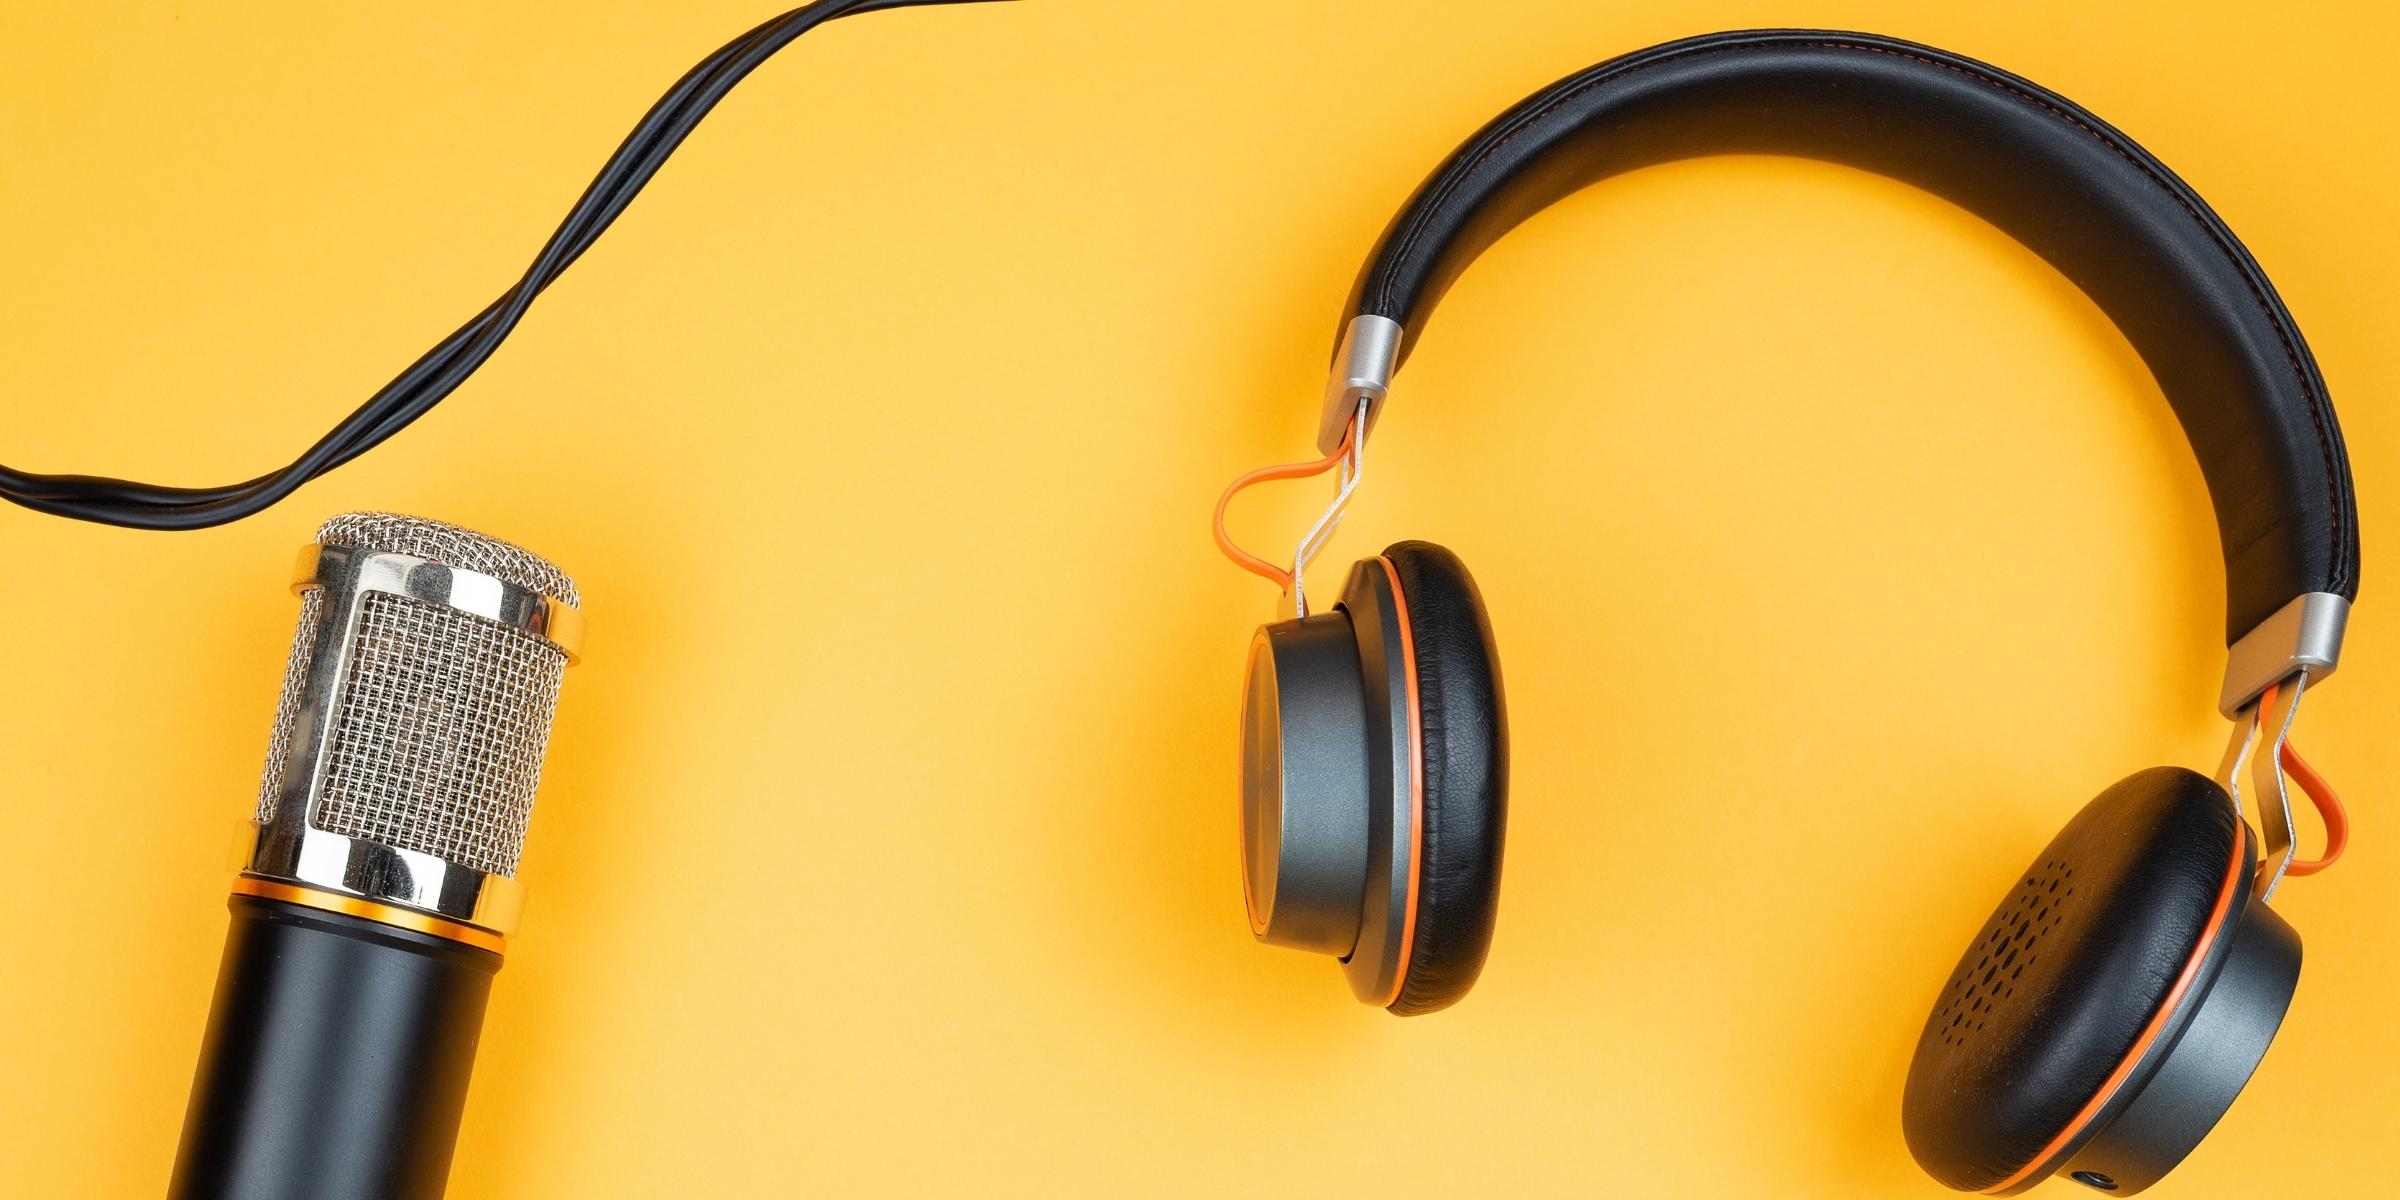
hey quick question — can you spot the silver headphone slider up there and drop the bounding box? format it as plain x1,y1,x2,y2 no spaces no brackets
2219,592,2348,717
1317,315,1402,454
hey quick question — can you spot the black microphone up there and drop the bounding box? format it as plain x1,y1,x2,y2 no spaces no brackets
171,513,585,1200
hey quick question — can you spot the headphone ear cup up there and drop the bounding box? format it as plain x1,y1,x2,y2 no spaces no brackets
1380,540,1508,1015
1902,766,2295,1193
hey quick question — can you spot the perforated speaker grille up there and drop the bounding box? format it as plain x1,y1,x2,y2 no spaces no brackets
1929,858,2078,1048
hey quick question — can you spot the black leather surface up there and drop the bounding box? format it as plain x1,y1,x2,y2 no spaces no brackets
1382,541,1508,1015
1901,767,2248,1191
1342,30,2356,641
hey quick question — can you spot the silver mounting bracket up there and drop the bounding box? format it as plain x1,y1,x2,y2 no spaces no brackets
2214,667,2310,904
1290,399,1367,619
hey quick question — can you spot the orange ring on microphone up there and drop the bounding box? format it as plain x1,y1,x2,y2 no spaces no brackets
230,877,507,956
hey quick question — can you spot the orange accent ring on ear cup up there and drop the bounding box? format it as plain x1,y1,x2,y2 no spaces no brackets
1212,421,1359,592
1237,629,1273,938
1978,805,2251,1193
1374,554,1426,1009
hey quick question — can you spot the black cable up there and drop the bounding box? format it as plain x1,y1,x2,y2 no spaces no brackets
0,0,1012,529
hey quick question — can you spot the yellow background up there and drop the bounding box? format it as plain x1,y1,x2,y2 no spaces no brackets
0,2,2393,1196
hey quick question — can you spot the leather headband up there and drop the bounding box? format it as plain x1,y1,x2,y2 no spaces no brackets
1333,29,2357,645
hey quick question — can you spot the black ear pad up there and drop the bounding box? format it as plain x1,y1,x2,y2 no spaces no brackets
1380,541,1507,1016
1902,767,2251,1192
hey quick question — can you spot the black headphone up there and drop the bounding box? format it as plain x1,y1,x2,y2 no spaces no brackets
1219,30,2359,1196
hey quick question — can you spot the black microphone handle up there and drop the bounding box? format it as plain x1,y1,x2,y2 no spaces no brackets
170,895,502,1200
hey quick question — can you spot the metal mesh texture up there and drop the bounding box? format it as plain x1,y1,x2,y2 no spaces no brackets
254,588,327,824
317,511,580,608
312,590,568,876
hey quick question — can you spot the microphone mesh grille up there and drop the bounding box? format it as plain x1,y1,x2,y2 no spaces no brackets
254,588,326,824
313,591,567,876
317,511,581,607
255,512,576,877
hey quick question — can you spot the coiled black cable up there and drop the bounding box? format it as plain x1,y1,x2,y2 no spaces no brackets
0,0,1011,529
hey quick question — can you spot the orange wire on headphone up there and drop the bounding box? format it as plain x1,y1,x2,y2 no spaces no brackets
1212,420,1359,593
2258,681,2349,878
2279,740,2348,876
